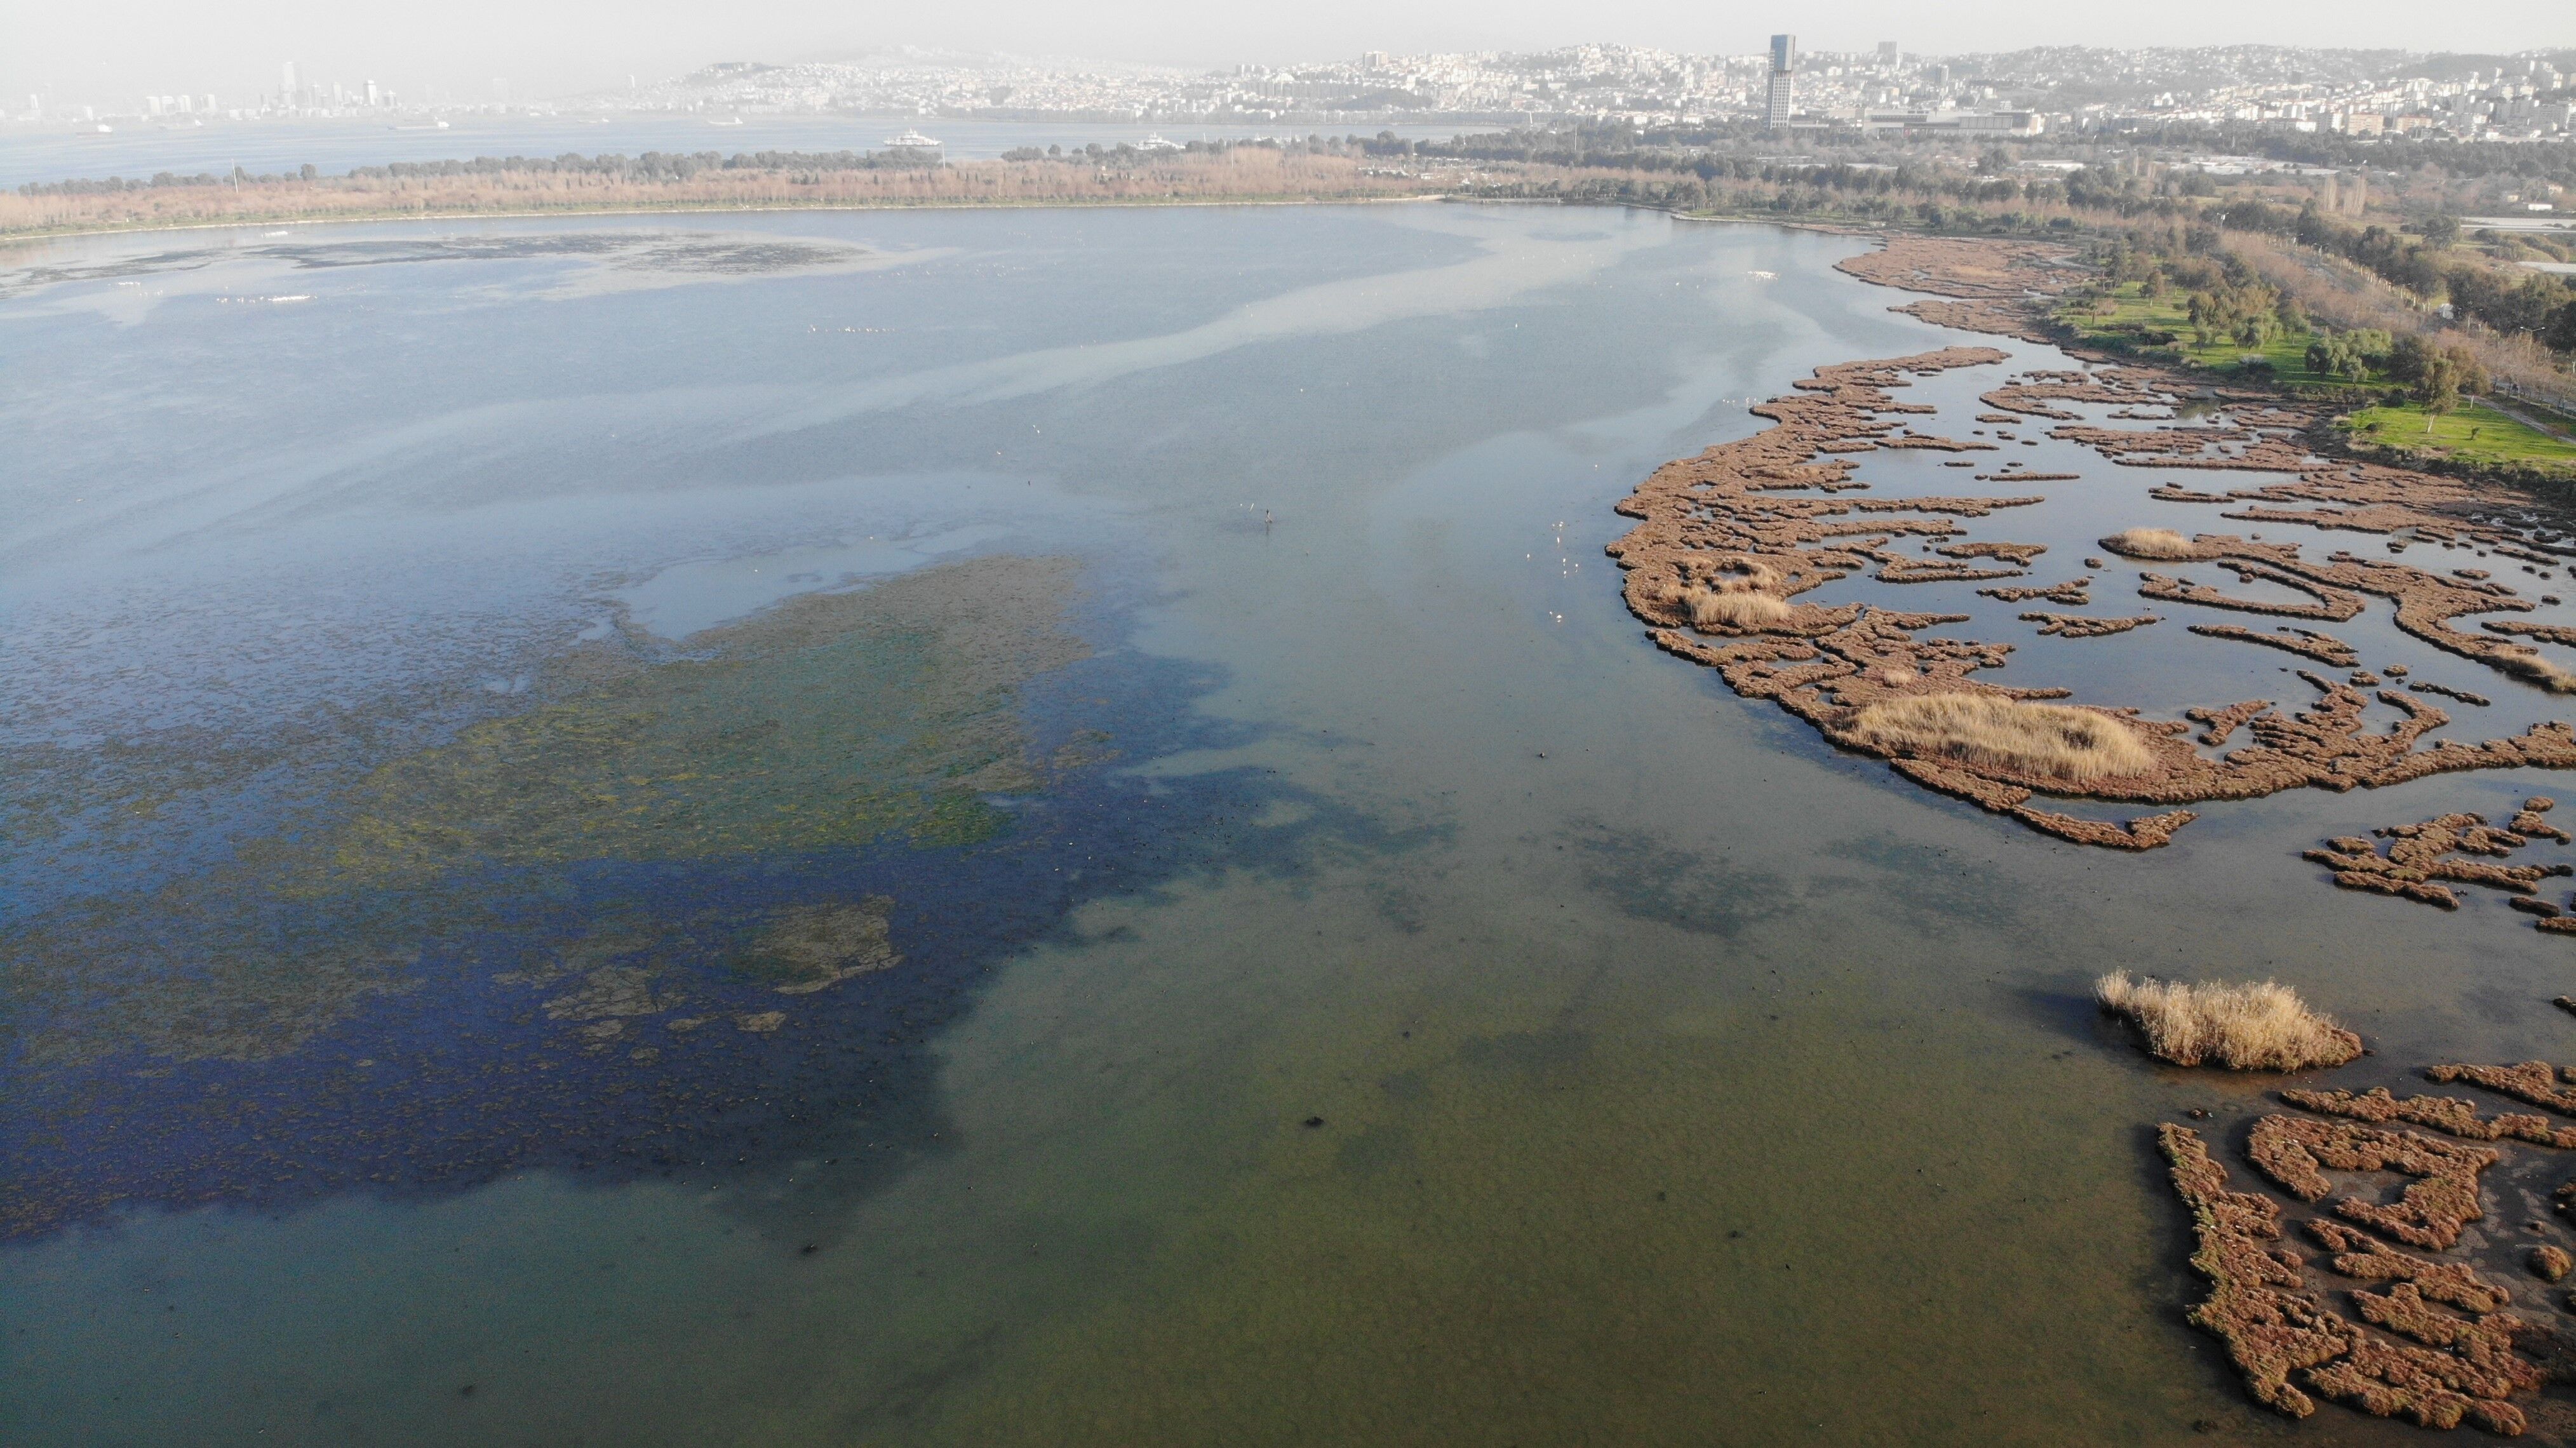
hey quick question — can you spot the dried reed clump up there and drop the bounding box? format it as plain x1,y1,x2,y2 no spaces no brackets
2096,971,2364,1071
1842,692,2154,781
2495,650,2576,694
1680,585,1790,630
1701,554,1783,589
2101,526,2199,560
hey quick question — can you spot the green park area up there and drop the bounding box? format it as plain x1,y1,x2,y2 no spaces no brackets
2058,281,2576,476
2059,281,2326,377
2342,400,2576,471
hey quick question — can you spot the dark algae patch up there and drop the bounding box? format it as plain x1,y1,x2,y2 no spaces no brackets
314,556,1085,888
0,555,1327,1240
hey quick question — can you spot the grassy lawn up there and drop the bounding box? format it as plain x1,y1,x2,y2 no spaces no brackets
2057,283,2334,380
2059,283,2576,476
2342,401,2576,469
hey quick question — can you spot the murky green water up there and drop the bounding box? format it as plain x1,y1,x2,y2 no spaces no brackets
6,203,2575,1445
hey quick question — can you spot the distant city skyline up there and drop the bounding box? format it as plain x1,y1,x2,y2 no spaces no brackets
24,39,2565,156
8,0,2572,113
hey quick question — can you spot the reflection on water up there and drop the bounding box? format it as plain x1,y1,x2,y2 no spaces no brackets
6,203,2573,1446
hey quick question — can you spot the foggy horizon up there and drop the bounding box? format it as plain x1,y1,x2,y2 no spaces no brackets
11,0,2574,115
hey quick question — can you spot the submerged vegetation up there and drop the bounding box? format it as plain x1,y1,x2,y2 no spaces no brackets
2096,972,2364,1071
11,555,1089,1066
0,554,1158,1237
316,558,1083,890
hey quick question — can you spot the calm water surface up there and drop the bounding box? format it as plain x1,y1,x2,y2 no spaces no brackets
5,202,2573,1446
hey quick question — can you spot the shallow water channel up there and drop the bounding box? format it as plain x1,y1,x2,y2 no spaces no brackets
6,202,2575,1445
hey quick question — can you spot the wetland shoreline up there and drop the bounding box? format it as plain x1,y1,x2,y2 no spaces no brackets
22,196,2576,1445
0,149,1461,243
1753,231,2576,1437
1611,232,2576,853
0,191,1460,246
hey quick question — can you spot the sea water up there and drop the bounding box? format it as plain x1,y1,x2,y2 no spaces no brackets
4,202,2566,1445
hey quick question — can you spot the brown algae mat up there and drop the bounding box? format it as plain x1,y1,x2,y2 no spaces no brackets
2161,1092,2576,1433
2023,610,2159,638
2154,1043,2576,1433
2306,801,2576,922
1831,235,2081,342
2186,624,2361,668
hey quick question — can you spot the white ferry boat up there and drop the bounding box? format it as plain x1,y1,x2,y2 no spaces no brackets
882,130,941,148
708,115,745,126
1138,133,1184,152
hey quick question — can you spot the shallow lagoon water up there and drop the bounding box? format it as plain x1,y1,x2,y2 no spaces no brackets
7,203,2576,1445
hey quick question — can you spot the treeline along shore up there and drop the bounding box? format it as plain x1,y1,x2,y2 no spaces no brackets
0,142,1460,238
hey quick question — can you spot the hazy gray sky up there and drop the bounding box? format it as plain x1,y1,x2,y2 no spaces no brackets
8,0,2573,109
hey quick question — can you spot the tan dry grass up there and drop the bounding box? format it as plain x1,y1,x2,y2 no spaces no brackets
2497,650,2576,694
2095,970,2363,1070
2100,527,2199,560
1842,692,2154,781
1681,586,1790,630
1701,554,1783,589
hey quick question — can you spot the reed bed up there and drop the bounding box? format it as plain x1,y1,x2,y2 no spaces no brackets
2096,970,2363,1070
2100,526,2198,560
1680,586,1790,629
1843,692,2154,781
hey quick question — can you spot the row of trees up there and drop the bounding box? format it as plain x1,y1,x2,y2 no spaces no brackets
1423,126,2576,362
14,148,951,198
1399,116,2576,192
2209,199,2576,349
2114,119,2576,190
17,135,1379,200
2083,233,2533,424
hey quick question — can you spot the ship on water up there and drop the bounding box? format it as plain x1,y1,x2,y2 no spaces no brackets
882,129,941,149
